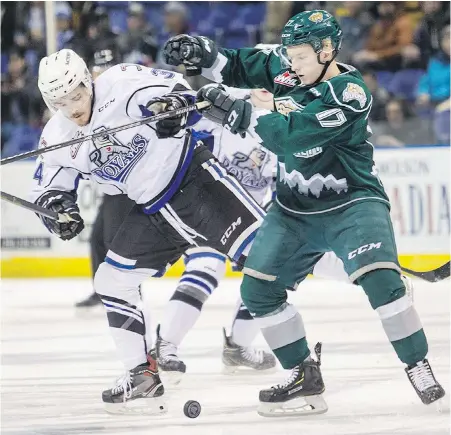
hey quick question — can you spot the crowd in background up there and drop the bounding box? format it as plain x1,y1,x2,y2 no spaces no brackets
1,1,450,158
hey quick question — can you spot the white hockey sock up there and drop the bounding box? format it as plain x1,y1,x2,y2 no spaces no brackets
159,247,226,346
230,298,259,347
159,299,202,346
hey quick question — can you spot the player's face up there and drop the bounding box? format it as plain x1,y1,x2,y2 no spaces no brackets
286,44,324,85
52,84,92,126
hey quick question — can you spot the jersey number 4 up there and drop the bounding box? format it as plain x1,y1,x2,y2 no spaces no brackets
316,108,347,128
33,162,44,185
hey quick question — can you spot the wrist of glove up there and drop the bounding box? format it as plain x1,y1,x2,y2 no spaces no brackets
36,191,84,241
163,35,218,76
196,84,252,136
146,93,194,139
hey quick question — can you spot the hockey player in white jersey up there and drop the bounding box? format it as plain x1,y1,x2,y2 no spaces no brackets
31,49,267,414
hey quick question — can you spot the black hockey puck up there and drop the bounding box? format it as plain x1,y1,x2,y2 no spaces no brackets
183,400,201,418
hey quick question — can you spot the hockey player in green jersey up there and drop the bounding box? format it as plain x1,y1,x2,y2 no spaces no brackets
163,10,445,416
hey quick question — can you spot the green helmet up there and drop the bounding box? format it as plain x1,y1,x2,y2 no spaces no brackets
281,10,343,53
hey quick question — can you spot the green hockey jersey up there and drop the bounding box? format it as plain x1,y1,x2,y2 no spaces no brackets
202,47,390,215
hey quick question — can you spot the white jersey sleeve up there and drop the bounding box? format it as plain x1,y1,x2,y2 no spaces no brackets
30,113,85,204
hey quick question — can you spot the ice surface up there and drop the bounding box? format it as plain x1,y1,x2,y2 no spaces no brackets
1,278,449,435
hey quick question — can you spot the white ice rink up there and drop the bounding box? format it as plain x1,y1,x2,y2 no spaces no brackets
1,277,449,435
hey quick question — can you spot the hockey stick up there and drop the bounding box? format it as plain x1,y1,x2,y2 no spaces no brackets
401,262,450,283
0,101,211,166
1,191,75,222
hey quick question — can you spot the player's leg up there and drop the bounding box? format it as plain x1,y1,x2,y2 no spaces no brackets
240,204,327,416
311,251,415,301
156,247,227,380
95,204,188,414
327,201,445,405
156,146,275,376
76,195,137,308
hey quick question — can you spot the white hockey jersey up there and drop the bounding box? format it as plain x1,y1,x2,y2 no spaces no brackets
30,64,196,214
193,89,277,206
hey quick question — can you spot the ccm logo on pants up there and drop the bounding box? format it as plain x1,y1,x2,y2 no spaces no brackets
348,242,382,259
221,217,242,245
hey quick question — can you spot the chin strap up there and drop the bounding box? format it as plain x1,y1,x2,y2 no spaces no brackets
311,50,339,86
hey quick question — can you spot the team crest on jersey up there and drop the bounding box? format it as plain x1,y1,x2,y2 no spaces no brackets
309,12,324,23
342,83,367,108
222,148,269,190
70,131,85,159
89,126,148,183
274,71,298,87
275,97,305,116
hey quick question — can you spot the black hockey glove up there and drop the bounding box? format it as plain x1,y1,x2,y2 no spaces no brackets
163,35,218,76
146,93,193,139
197,84,252,136
36,191,84,241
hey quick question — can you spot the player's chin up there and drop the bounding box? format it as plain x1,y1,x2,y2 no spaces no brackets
72,114,90,126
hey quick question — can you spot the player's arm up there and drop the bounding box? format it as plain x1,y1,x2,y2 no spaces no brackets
30,137,84,241
122,65,201,139
163,35,278,91
197,82,373,154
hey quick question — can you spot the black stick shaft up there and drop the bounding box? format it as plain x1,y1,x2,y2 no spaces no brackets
1,191,60,220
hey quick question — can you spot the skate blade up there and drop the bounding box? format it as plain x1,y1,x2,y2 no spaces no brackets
160,370,185,386
257,394,328,418
104,397,168,415
222,365,277,375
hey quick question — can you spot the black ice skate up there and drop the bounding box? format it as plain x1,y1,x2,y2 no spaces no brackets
155,324,186,385
102,353,166,415
75,292,101,308
405,359,445,405
258,342,327,417
222,328,276,374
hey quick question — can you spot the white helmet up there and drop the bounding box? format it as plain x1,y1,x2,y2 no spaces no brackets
38,49,92,113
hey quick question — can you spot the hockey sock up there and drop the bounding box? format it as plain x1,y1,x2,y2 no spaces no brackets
230,299,259,347
159,248,226,345
358,269,428,365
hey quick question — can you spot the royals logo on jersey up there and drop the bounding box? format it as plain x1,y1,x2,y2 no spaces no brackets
222,148,270,191
275,97,305,116
89,126,149,183
342,83,367,108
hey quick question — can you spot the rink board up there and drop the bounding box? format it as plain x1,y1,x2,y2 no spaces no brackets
1,254,450,278
1,146,449,278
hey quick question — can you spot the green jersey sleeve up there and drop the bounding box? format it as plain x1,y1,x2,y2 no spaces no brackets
201,47,282,92
248,79,373,155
